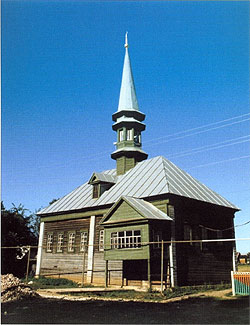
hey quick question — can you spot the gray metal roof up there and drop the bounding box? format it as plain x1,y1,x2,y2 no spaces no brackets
38,156,238,215
89,172,117,184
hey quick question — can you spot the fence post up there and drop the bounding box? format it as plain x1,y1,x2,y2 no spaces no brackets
81,245,86,287
160,240,164,294
231,271,235,296
25,246,31,283
105,260,108,288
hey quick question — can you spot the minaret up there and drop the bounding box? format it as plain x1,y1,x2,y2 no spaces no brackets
111,33,148,175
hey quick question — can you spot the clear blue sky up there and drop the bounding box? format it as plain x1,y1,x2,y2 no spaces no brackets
2,1,250,253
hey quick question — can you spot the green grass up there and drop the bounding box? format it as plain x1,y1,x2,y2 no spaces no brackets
238,264,250,272
23,276,79,289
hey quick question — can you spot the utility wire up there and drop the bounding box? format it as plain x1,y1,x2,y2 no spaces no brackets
144,118,250,148
199,220,250,233
187,155,250,170
167,135,250,159
4,113,249,170
144,112,250,144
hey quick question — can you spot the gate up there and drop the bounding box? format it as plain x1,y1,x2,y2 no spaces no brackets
231,271,250,296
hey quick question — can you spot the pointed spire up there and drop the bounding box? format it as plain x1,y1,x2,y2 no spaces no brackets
124,31,129,48
118,32,139,111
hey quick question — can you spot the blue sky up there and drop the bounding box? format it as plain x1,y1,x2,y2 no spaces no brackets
2,1,250,253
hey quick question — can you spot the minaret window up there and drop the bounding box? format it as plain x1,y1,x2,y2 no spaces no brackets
134,131,141,144
126,129,133,140
118,129,124,142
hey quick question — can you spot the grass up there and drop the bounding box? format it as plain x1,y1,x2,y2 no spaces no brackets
23,276,79,289
238,264,250,272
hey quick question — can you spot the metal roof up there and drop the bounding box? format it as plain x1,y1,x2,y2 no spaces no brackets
102,196,172,223
89,172,117,184
38,156,238,216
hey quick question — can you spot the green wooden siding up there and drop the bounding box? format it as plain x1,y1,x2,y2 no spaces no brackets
105,201,144,224
104,223,149,260
116,156,136,175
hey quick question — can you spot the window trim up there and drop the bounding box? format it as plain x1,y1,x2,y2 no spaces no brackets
110,230,142,250
46,232,53,253
57,232,64,253
92,184,99,199
118,129,124,142
99,230,104,251
68,231,76,253
126,129,133,141
80,230,88,252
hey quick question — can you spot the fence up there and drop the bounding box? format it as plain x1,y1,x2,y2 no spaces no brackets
231,272,250,296
1,238,250,294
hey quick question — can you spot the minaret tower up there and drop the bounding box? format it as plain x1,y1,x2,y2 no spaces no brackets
111,33,148,175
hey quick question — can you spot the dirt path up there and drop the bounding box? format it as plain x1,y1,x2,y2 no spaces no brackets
37,288,233,303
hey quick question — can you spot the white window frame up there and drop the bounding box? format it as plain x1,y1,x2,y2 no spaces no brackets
110,230,141,249
99,230,104,251
47,233,53,252
68,232,75,252
57,233,64,253
80,231,88,252
126,129,133,140
118,129,124,142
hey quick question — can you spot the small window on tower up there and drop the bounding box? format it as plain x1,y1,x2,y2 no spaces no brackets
134,131,141,144
127,129,133,140
118,129,124,142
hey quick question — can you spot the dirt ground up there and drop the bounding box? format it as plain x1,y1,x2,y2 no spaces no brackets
1,290,249,324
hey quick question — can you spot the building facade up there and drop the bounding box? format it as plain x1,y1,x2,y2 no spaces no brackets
35,34,239,288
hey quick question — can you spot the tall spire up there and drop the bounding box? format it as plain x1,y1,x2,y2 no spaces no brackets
118,32,139,111
111,33,148,175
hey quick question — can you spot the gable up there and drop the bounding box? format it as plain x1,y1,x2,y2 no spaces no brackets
104,200,144,224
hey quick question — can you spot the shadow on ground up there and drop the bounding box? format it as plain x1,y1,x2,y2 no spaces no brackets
1,296,249,324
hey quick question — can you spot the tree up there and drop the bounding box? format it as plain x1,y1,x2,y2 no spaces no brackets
1,202,39,277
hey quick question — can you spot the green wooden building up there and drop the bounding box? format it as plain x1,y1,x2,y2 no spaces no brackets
35,34,239,288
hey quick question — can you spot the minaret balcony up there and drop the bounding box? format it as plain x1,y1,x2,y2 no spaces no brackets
112,120,145,132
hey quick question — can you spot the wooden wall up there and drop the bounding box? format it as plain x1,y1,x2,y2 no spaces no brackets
171,196,235,285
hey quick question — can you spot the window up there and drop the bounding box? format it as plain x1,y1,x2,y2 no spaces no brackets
184,224,193,246
118,129,124,142
68,232,75,252
57,233,64,253
134,131,141,144
200,227,207,250
80,231,88,252
153,231,162,249
126,129,133,140
99,230,104,251
93,184,99,199
47,233,53,252
110,230,141,249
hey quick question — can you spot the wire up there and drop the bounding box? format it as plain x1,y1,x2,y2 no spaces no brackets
167,136,250,159
186,155,250,170
199,220,250,233
144,118,250,148
144,112,250,144
4,113,250,170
